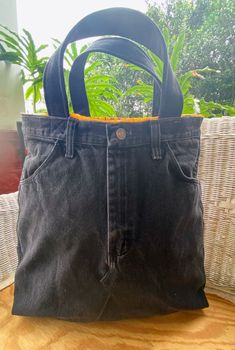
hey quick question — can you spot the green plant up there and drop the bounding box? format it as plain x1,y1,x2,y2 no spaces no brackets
146,0,235,107
49,39,122,116
86,54,156,117
1,19,234,118
0,26,122,116
0,25,49,112
123,29,235,117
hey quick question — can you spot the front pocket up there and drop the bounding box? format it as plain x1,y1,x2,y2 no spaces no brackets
20,138,60,185
166,140,200,184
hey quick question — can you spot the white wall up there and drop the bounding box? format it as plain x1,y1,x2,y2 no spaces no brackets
0,0,24,130
17,0,147,47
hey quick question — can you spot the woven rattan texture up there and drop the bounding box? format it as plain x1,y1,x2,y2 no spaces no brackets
0,192,18,290
198,116,235,302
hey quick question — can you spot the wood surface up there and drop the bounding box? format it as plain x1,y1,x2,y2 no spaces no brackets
0,284,235,350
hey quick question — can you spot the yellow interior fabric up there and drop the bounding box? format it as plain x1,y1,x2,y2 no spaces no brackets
70,113,160,123
33,112,203,122
70,113,203,123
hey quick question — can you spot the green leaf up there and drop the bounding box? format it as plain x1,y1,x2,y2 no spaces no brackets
0,33,27,64
143,96,153,103
162,27,170,49
147,51,163,80
0,29,20,49
85,74,117,84
0,51,19,63
86,82,121,95
51,38,61,45
0,42,5,52
183,95,196,114
20,69,26,84
25,85,34,99
196,66,221,74
0,38,22,57
99,90,119,102
80,43,89,54
170,32,185,72
32,77,43,85
22,29,38,70
84,61,102,75
34,84,41,103
126,64,143,72
90,99,117,117
199,98,235,117
178,71,195,95
124,84,153,98
0,25,28,57
36,44,48,53
65,49,75,65
51,38,61,51
22,28,35,49
70,42,78,58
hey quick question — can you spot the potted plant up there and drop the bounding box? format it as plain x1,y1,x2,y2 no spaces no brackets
0,26,49,194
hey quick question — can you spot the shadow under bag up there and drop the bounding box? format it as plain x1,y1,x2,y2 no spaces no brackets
12,8,209,322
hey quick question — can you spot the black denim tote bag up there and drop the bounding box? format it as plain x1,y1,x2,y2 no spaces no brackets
12,8,209,322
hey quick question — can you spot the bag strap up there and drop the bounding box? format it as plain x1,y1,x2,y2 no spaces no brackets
43,8,183,119
69,37,162,116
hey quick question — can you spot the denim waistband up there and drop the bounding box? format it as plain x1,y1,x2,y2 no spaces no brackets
21,114,202,147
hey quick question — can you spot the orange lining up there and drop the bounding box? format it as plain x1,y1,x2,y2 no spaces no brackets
32,112,203,122
70,113,203,123
70,113,160,123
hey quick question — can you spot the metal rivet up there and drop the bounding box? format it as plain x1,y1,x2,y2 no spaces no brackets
116,128,126,140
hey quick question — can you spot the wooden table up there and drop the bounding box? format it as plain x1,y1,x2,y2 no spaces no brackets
1,284,235,350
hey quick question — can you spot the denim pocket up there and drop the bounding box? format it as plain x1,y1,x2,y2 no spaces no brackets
166,138,200,184
20,138,60,185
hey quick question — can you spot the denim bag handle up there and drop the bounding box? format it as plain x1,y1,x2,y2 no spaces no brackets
43,8,183,118
69,37,162,116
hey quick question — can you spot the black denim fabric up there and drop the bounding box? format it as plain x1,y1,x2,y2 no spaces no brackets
12,7,209,322
12,115,209,322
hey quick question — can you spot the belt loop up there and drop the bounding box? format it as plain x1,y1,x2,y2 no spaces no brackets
65,118,77,159
150,119,162,160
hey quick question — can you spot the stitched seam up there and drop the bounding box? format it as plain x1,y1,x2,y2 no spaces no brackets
20,139,60,185
166,141,199,184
